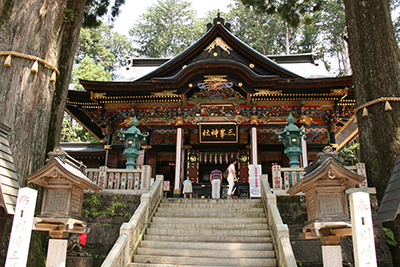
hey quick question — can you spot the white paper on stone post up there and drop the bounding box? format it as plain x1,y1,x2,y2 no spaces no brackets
5,187,38,267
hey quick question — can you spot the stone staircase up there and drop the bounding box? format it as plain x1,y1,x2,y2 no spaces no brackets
128,198,277,267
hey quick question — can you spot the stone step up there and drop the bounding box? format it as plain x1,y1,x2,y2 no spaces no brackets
136,247,275,258
162,198,261,204
160,201,262,208
146,227,271,237
143,234,272,243
131,255,277,266
139,240,273,251
129,264,270,267
159,203,263,209
149,222,269,230
130,197,276,267
154,211,265,218
156,207,264,214
151,216,266,224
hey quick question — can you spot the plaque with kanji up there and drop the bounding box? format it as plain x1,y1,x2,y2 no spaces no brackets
199,123,238,143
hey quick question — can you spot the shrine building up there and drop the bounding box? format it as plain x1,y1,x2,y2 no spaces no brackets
65,15,356,197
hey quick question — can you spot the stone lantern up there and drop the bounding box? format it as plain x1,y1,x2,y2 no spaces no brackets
275,113,305,168
287,146,365,266
26,147,101,266
119,116,148,169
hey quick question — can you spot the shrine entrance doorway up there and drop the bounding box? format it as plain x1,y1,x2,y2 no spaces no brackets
187,149,250,198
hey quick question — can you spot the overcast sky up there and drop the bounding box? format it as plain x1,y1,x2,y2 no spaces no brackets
112,0,234,36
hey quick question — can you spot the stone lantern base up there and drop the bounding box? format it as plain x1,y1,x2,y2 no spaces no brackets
66,256,93,267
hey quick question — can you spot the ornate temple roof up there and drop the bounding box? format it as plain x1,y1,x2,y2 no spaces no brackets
66,15,354,141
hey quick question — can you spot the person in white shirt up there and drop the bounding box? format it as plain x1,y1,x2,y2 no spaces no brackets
227,158,238,199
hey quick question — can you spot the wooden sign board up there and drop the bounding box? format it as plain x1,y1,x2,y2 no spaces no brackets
199,123,238,143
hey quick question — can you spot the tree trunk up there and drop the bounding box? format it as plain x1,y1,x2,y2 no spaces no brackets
0,0,86,184
285,21,290,54
46,0,87,155
343,0,400,201
0,0,65,183
0,1,87,265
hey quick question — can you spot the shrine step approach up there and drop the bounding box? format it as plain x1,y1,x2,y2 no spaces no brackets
128,198,277,267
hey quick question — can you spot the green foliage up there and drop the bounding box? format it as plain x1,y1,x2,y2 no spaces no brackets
94,254,107,259
129,0,205,57
240,0,323,27
64,9,75,23
60,112,98,142
383,227,398,246
83,0,126,27
83,194,129,218
338,142,360,166
76,22,135,73
225,2,297,55
71,56,112,90
294,12,322,54
88,194,101,206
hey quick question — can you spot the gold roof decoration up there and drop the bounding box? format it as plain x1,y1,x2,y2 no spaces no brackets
254,89,283,96
250,115,258,125
91,92,107,99
330,88,348,95
204,37,232,54
175,116,183,126
299,115,314,126
151,90,177,96
203,75,228,82
123,117,134,127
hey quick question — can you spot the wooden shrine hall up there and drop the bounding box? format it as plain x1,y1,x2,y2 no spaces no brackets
66,14,356,197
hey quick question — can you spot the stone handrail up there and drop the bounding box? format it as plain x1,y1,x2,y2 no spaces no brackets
261,175,297,267
86,165,152,190
100,175,164,267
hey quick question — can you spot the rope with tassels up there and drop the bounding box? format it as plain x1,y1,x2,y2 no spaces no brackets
0,51,60,82
353,96,400,123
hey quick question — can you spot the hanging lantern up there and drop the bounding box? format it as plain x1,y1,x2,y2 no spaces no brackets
4,55,11,67
50,71,57,82
362,107,369,117
353,115,358,124
385,101,392,111
31,61,38,73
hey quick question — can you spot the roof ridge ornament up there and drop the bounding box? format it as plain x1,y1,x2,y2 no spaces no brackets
207,12,231,31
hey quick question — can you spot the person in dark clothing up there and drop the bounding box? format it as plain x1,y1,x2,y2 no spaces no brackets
232,175,240,199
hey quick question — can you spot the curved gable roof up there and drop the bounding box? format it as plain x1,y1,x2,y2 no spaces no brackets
135,19,303,83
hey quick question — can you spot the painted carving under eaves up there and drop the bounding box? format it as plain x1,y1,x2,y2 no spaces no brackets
188,76,245,106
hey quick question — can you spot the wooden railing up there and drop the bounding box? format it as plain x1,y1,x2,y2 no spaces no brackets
272,163,371,195
86,165,152,190
100,175,164,267
261,175,297,267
